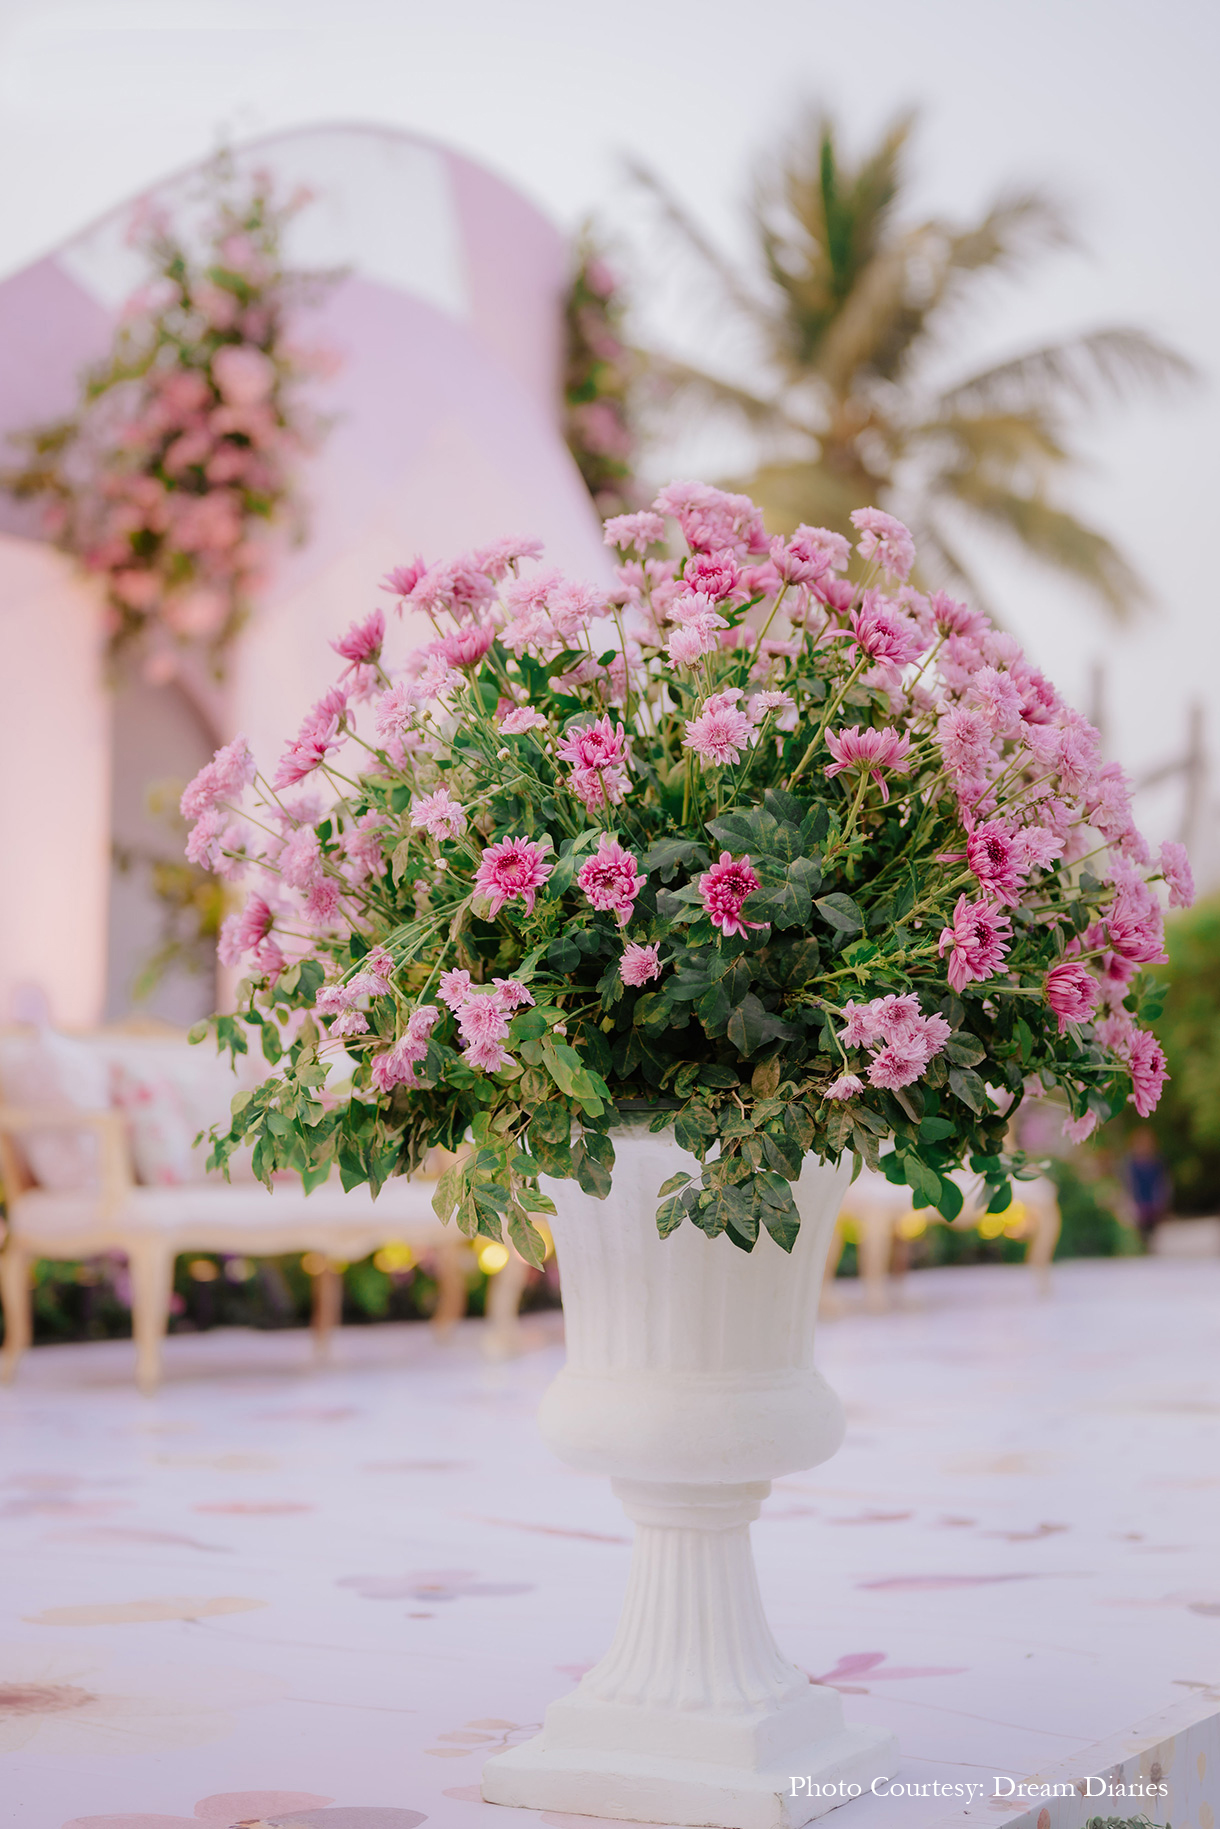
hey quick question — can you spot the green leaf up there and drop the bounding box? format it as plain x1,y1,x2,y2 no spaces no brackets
507,1206,548,1268
944,1033,987,1067
656,1189,691,1235
695,981,732,1032
815,892,865,934
571,1136,613,1198
546,936,581,974
727,993,798,1058
756,1173,801,1252
934,1177,964,1222
658,1171,693,1196
642,837,709,881
948,1066,989,1114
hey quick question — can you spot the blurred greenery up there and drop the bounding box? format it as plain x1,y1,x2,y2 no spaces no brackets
1133,894,1220,1215
632,110,1193,618
3,1249,560,1348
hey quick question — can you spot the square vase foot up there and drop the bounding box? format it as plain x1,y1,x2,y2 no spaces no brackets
481,1724,900,1829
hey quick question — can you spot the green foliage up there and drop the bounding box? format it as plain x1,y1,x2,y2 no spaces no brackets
563,233,638,516
1046,1158,1131,1259
1138,895,1220,1213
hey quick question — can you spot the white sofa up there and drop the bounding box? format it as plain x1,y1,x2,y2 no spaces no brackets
0,1026,529,1390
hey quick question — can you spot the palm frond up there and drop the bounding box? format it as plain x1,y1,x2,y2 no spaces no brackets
624,158,775,331
632,348,801,434
751,110,915,372
936,327,1200,417
936,477,1146,619
908,409,1070,474
866,193,1071,383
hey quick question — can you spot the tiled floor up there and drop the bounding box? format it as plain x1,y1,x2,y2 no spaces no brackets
2,1256,1218,1828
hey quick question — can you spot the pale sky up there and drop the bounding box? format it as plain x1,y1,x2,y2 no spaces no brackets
1,0,1216,869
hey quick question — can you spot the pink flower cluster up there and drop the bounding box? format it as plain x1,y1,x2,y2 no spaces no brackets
438,972,535,1074
556,716,631,809
829,994,952,1093
18,170,324,668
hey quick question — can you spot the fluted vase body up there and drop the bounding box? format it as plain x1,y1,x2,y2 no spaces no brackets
482,1130,897,1828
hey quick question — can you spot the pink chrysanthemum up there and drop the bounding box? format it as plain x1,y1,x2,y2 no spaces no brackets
823,1073,864,1100
823,725,913,801
936,705,993,779
839,1001,882,1049
748,690,795,722
458,994,512,1047
577,834,646,925
966,819,1025,906
556,715,631,809
937,894,1013,993
1159,840,1194,909
850,507,916,581
280,825,323,891
699,852,764,938
499,706,549,735
683,690,754,767
433,623,495,669
410,788,466,840
619,942,661,987
463,1037,515,1073
684,548,741,599
1126,1028,1167,1117
274,689,347,787
843,594,926,667
492,978,535,1010
603,510,666,554
180,734,257,821
380,559,428,599
331,608,385,666
473,835,553,918
1043,962,1100,1034
867,1040,929,1090
217,894,274,966
438,969,473,1011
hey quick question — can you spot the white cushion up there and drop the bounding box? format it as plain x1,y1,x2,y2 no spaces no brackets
0,1028,108,1190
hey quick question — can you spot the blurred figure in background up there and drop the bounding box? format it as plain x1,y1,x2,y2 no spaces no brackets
1125,1128,1172,1246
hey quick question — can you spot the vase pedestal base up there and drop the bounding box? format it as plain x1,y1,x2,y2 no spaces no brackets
482,1723,898,1829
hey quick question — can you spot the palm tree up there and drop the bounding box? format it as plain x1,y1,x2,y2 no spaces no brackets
630,112,1195,618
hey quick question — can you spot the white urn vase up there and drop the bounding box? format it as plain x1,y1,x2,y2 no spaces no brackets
482,1128,897,1828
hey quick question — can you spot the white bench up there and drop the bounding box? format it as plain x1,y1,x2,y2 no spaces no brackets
822,1166,1060,1313
0,1028,530,1390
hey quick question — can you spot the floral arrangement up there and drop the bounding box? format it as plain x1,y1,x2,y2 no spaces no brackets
563,236,638,517
5,161,332,673
185,483,1187,1266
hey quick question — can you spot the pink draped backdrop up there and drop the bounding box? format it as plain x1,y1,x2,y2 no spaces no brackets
0,125,609,1027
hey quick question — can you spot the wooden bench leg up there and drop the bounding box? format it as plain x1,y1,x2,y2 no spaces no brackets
128,1242,174,1394
858,1211,894,1313
0,1243,32,1383
432,1237,469,1335
483,1247,531,1360
819,1216,847,1318
311,1263,343,1360
1026,1196,1061,1297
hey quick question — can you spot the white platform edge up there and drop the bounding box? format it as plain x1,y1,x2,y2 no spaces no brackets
483,1723,898,1829
928,1687,1220,1828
